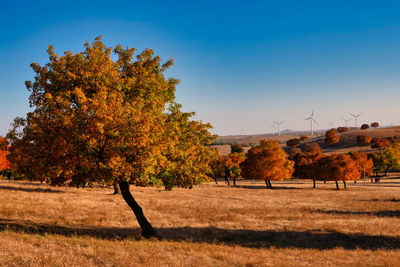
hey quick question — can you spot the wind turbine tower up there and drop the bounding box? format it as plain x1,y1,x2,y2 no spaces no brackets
341,117,352,128
273,121,285,136
349,113,363,127
304,109,318,136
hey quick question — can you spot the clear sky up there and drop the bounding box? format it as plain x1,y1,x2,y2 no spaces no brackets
1,0,400,136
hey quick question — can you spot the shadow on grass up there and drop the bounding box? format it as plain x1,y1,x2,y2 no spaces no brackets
312,209,400,218
0,185,64,193
1,218,400,250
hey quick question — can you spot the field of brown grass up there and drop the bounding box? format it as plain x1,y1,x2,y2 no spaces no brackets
1,176,400,266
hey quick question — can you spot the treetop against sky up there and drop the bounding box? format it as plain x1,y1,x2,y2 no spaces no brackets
1,1,400,135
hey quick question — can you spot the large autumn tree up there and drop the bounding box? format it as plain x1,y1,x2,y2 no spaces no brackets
6,37,216,238
240,140,294,189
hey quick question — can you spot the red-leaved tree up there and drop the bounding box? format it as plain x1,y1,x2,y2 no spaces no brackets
317,153,360,190
240,140,294,189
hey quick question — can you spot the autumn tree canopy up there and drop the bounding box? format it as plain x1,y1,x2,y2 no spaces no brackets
371,138,390,149
348,152,374,179
325,129,339,145
371,122,379,129
293,143,323,188
240,140,294,189
361,124,370,130
317,153,360,190
230,143,244,154
0,137,10,172
357,135,372,145
6,37,216,238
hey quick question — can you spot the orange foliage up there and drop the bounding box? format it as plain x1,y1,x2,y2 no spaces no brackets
240,140,294,188
349,152,374,178
357,135,372,145
317,154,360,188
371,138,390,149
0,137,10,171
371,122,379,129
325,129,339,145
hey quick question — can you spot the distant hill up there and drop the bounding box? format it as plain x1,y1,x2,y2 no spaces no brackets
211,126,400,156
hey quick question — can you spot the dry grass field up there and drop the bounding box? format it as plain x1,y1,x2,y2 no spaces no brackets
1,176,400,266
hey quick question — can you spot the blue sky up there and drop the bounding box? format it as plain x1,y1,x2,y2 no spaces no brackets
1,1,400,136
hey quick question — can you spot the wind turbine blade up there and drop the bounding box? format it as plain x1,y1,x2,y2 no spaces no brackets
304,118,311,121
280,120,285,124
358,112,363,117
311,109,314,117
312,119,319,125
349,113,355,117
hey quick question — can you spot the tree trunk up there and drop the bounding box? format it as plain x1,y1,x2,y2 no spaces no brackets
113,182,121,195
268,180,272,189
265,179,269,189
233,177,236,186
384,165,391,176
118,181,157,238
225,177,230,186
335,181,339,190
324,180,326,184
343,180,347,189
214,178,218,184
313,179,316,188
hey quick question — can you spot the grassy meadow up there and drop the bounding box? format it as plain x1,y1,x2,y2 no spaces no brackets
1,175,400,266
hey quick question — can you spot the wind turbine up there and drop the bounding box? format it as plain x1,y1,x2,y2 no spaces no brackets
349,113,363,127
341,117,352,128
304,109,318,136
273,121,285,136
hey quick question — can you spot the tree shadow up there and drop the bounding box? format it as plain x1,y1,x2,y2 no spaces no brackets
312,209,400,218
234,185,300,190
0,185,64,193
1,218,400,250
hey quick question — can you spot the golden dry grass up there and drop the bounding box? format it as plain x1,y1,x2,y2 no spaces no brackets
1,176,400,266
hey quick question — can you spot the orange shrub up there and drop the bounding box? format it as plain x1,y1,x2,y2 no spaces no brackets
361,124,370,130
371,138,390,149
357,135,372,145
325,129,339,145
286,138,300,147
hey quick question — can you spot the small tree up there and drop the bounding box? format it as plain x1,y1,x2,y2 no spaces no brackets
371,122,379,129
337,127,349,133
302,142,322,154
369,142,400,176
317,153,360,190
286,138,300,148
210,152,244,186
371,138,390,149
361,124,370,130
325,129,339,145
293,146,323,188
230,143,244,154
357,135,372,145
240,140,294,189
